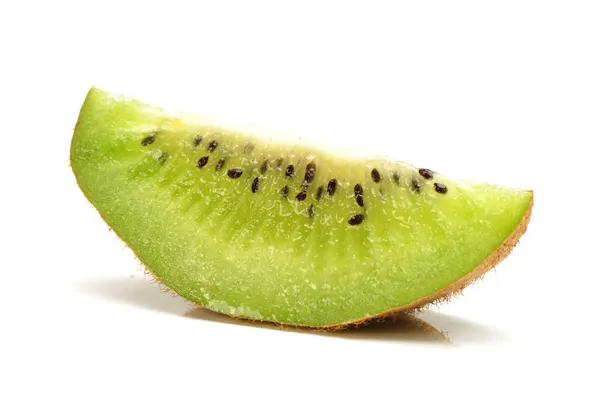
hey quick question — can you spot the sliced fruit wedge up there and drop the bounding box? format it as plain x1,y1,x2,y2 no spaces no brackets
70,88,533,328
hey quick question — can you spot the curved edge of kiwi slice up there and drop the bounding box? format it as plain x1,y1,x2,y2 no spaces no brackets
132,192,533,331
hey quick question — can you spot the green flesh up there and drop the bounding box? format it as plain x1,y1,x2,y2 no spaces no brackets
70,88,532,327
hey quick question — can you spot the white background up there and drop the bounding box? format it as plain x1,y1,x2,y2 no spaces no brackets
1,1,599,398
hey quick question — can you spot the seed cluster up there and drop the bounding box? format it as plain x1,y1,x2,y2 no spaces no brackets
260,160,268,174
197,156,209,168
156,152,169,165
348,214,364,226
227,168,243,179
411,177,421,193
142,134,449,227
434,182,448,194
354,184,364,207
252,177,260,193
296,190,307,202
419,168,434,179
371,168,381,183
327,179,337,196
304,163,316,185
316,186,324,201
207,140,218,153
141,136,155,146
285,165,295,178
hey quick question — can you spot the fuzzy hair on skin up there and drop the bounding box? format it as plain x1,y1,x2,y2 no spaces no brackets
115,192,533,331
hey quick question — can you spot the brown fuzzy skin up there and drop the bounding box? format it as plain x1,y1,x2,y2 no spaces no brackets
82,180,533,331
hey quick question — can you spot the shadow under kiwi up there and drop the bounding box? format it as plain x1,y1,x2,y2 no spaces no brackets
183,306,452,344
73,274,507,345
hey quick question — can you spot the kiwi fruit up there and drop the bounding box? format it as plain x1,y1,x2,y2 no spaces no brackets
70,87,533,328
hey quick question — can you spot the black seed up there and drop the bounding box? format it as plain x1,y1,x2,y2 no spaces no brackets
308,204,315,218
157,152,169,164
227,168,243,179
371,168,381,183
296,190,307,201
354,184,364,207
259,160,268,174
419,168,434,179
434,182,448,194
348,214,365,226
207,140,218,153
244,142,255,154
285,165,295,178
276,158,284,170
193,135,203,147
327,179,337,196
252,177,260,193
411,177,421,193
141,136,155,146
393,171,401,185
316,186,324,201
354,184,363,196
304,162,316,184
197,156,209,168
281,185,289,198
215,157,226,171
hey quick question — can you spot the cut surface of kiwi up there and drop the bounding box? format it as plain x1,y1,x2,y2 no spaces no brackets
70,87,533,328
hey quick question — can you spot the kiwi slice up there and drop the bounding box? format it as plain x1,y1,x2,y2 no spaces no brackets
70,87,533,328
